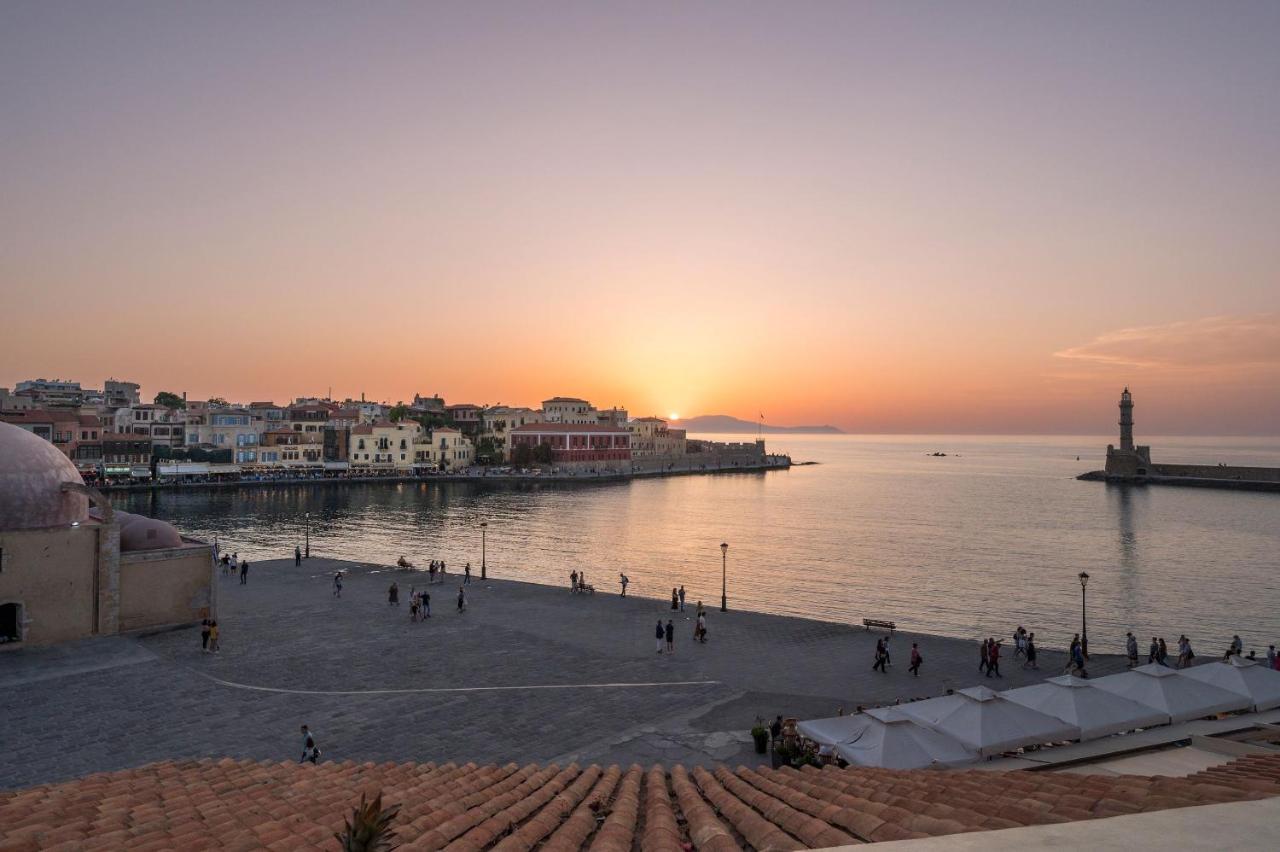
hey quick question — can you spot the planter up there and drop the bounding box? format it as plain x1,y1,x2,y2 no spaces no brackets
752,730,769,754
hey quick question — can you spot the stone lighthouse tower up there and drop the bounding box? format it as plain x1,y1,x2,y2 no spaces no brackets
1118,387,1134,451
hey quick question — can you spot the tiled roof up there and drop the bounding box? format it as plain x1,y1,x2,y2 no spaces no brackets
3,755,1280,850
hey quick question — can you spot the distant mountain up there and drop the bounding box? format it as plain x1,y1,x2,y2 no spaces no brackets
675,414,844,435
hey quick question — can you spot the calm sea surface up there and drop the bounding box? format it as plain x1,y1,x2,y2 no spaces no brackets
112,435,1280,654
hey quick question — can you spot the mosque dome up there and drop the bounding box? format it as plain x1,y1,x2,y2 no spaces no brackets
118,512,184,551
0,421,89,530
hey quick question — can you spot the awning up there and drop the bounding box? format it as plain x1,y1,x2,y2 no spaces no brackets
833,707,978,769
1000,675,1169,740
1091,664,1250,723
1179,657,1280,712
896,685,1080,756
323,461,349,470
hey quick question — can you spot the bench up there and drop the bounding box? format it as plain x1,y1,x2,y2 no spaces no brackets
863,619,895,633
575,583,595,595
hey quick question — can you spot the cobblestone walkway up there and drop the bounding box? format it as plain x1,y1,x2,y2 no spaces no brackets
1,557,1123,790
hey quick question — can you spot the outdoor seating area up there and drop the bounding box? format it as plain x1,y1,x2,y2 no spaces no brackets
797,658,1280,770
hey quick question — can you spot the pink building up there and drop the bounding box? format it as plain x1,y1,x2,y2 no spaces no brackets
508,423,631,463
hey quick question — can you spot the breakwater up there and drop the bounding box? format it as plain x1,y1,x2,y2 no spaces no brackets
1078,468,1280,493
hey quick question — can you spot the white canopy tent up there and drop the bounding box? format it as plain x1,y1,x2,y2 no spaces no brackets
833,707,978,769
895,686,1080,756
1000,675,1170,740
796,714,870,747
1180,657,1280,712
1091,663,1250,723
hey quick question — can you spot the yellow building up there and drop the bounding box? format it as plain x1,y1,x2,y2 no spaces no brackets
348,420,421,472
628,417,687,457
414,427,474,472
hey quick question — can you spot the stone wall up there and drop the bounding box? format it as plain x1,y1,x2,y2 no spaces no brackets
118,543,215,632
0,524,100,645
1151,463,1280,483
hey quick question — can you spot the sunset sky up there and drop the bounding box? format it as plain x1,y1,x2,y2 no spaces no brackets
2,2,1278,434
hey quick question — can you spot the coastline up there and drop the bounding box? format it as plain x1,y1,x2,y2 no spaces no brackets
1077,470,1280,493
95,455,791,492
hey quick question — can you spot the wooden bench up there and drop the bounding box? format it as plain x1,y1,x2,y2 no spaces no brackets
863,619,895,633
575,583,595,595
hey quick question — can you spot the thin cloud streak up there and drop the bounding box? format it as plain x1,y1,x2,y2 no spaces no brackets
1054,314,1280,370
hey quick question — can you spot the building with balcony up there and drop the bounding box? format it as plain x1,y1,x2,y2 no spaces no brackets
628,417,686,457
258,429,324,469
541,396,598,424
348,420,420,472
414,427,474,472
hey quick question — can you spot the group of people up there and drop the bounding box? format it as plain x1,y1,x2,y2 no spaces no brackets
670,586,686,611
387,581,433,620
218,551,249,584
395,557,459,585
569,570,592,593
871,636,924,676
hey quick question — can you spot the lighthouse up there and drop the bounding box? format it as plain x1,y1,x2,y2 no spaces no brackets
1118,387,1134,451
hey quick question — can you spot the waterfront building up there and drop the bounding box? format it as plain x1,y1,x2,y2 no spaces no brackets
595,406,629,427
187,409,263,464
348,420,421,472
414,426,474,472
444,403,484,436
541,396,598,424
113,403,186,450
509,422,632,465
0,409,106,477
0,422,214,647
286,402,333,436
486,406,545,454
100,433,153,480
258,429,324,469
628,416,687,457
0,387,36,411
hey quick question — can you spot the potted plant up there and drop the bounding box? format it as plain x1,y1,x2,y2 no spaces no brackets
751,724,770,754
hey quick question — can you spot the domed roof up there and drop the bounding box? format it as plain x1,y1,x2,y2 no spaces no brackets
118,513,184,551
0,421,89,530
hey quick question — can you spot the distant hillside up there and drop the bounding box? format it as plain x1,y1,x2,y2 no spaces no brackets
676,414,844,435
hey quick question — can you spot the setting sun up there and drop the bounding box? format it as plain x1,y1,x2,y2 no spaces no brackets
669,412,679,421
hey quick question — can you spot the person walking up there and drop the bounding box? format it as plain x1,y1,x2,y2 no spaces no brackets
208,620,220,653
464,563,471,585
678,586,686,612
1126,632,1139,668
655,619,665,654
872,638,888,673
457,586,466,613
1013,627,1025,659
1148,636,1160,665
299,725,320,764
979,638,990,675
295,546,302,566
882,634,892,667
388,582,399,606
619,573,629,596
695,611,707,643
671,588,679,611
1268,645,1277,670
987,639,1002,678
410,594,419,622
1158,637,1170,666
239,560,248,585
665,619,675,654
332,572,342,597
909,642,923,677
200,618,211,652
421,591,431,618
1065,634,1081,674
1023,632,1038,669
1071,639,1089,678
570,570,578,593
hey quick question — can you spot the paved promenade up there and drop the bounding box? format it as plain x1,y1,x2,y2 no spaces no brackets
1,558,1125,790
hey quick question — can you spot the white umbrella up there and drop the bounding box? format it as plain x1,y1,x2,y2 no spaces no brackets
1091,663,1250,723
896,686,1080,756
1180,657,1280,712
1000,675,1169,740
833,706,978,769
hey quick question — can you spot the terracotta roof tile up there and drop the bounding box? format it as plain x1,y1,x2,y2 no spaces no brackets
6,755,1280,849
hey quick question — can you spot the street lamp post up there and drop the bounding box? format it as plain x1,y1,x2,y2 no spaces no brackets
720,542,729,612
480,521,488,580
304,512,310,559
1078,571,1089,658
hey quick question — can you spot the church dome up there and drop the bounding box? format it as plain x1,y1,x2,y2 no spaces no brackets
0,421,89,530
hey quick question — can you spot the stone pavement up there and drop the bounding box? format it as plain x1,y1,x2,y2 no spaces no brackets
1,557,1125,791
